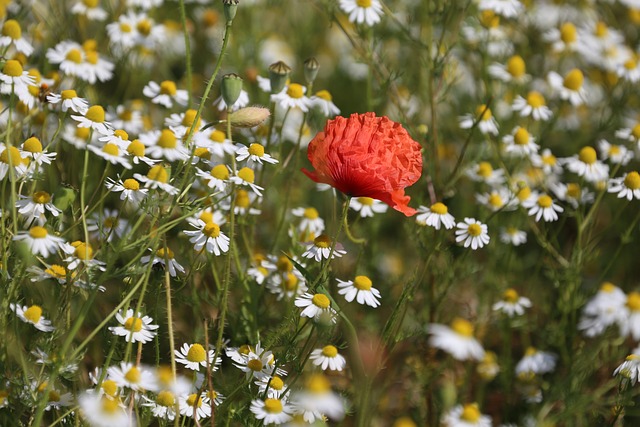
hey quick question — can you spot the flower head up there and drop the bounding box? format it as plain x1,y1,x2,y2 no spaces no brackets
302,112,422,216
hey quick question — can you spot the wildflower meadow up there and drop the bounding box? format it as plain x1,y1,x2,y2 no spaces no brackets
4,0,640,425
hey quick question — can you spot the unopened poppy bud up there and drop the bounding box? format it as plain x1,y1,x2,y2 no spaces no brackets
303,57,319,85
222,0,239,22
228,106,270,128
221,73,243,108
268,61,291,94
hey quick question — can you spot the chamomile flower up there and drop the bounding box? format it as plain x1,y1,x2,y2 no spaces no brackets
511,91,552,121
16,191,61,226
44,389,73,411
78,393,131,427
175,343,220,371
561,146,610,183
105,177,148,205
13,226,65,258
0,143,22,179
230,167,264,196
441,403,492,427
455,218,490,250
428,318,485,361
466,162,505,186
0,60,35,95
290,374,345,423
108,104,145,135
28,264,74,285
608,171,640,200
107,362,158,392
87,209,130,242
598,139,633,165
255,375,288,399
522,192,564,222
233,345,280,381
302,234,347,262
488,55,530,83
196,164,230,193
492,288,532,317
291,207,325,236
337,275,381,308
502,126,539,157
547,69,588,106
250,397,293,425
415,202,456,229
226,189,262,216
544,22,579,53
615,122,640,147
213,89,249,111
133,165,179,195
178,393,212,421
236,143,278,166
140,129,189,161
20,137,56,171
62,241,106,271
71,0,108,21
72,105,113,136
349,197,388,217
499,227,527,246
515,347,557,376
271,83,312,112
47,89,89,114
80,46,115,84
459,104,499,136
338,0,383,26
109,308,159,343
310,345,347,371
579,282,627,337
531,148,563,176
295,292,338,323
266,269,308,301
0,20,34,56
143,391,178,421
194,128,236,159
614,354,640,385
183,219,230,256
10,304,55,332
475,188,516,212
88,142,132,169
143,80,188,108
141,247,185,276
617,55,640,83
46,41,87,77
311,90,341,117
619,291,640,340
62,123,97,149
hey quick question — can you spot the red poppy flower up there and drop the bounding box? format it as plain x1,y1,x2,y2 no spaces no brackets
302,112,423,216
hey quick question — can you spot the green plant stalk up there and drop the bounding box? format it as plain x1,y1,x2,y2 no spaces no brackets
178,0,193,108
165,256,178,377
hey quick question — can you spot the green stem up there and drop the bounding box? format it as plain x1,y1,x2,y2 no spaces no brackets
310,198,351,290
178,0,193,108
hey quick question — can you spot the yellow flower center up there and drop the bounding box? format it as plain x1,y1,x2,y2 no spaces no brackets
358,197,374,206
503,288,519,303
187,343,207,363
124,367,141,384
24,305,43,323
119,109,133,121
537,194,552,208
159,80,177,96
75,127,90,140
182,109,200,128
85,50,98,65
65,49,83,64
563,69,584,91
203,222,221,238
123,178,140,190
560,22,577,44
0,146,20,166
313,234,331,248
506,55,526,78
61,89,80,101
627,292,640,311
120,22,132,33
354,275,373,290
104,216,118,229
156,247,175,259
112,129,128,141
32,191,51,204
3,59,22,77
210,164,229,180
283,272,298,291
488,193,503,208
194,147,210,159
600,282,616,293
632,124,640,139
303,207,319,219
451,318,474,336
322,345,338,357
467,223,482,237
85,105,105,123
430,202,448,215
475,105,492,121
237,167,255,183
247,358,264,372
73,242,93,260
124,317,143,332
306,374,331,393
594,21,608,37
513,127,530,145
624,171,640,190
277,256,293,272
578,146,597,164
101,397,121,414
156,390,175,407
461,403,481,422
83,0,99,8
270,376,284,390
147,165,169,183
210,129,226,143
102,143,119,156
48,390,61,402
248,143,265,157
127,140,145,157
479,10,500,29
136,19,152,36
609,145,621,156
264,398,283,414
315,90,332,101
157,129,177,149
45,264,66,278
29,226,48,239
477,161,493,177
286,83,304,99
566,183,581,199
625,57,637,70
515,186,530,202
2,20,21,39
102,380,118,397
312,293,331,308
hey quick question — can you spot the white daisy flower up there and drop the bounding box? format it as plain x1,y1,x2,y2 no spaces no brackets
561,146,610,183
487,55,530,83
255,375,288,399
441,403,492,427
13,226,65,258
107,362,158,392
10,303,55,332
579,282,627,337
499,227,527,246
71,105,113,136
0,60,35,95
466,162,505,186
250,397,293,425
290,374,345,423
309,345,347,371
618,291,640,341
455,218,490,250
475,188,517,212
87,209,130,242
301,234,347,262
349,197,388,217
515,347,557,376
183,218,230,256
88,142,132,169
492,288,532,317
105,177,148,205
428,318,485,361
502,126,539,157
511,91,552,121
232,344,280,381
178,392,212,421
78,393,131,427
614,354,640,385
71,0,108,20
338,0,383,26
291,207,325,235
530,148,563,176
140,247,185,276
415,202,456,229
310,90,341,117
196,164,230,193
235,142,279,165
143,80,188,108
108,308,159,343
459,105,499,136
543,22,579,53
0,20,34,56
133,165,179,195
270,83,312,112
16,191,61,226
61,241,106,271
547,69,587,106
142,391,178,421
0,144,28,180
175,343,220,371
140,129,189,161
47,89,89,114
615,122,640,147
336,275,381,308
608,171,640,200
230,166,264,196
194,128,236,159
294,292,337,323
522,192,564,222
598,139,633,165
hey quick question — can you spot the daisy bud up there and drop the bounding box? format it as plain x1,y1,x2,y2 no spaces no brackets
268,61,291,94
303,57,320,85
223,0,239,22
228,106,270,128
221,73,243,108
